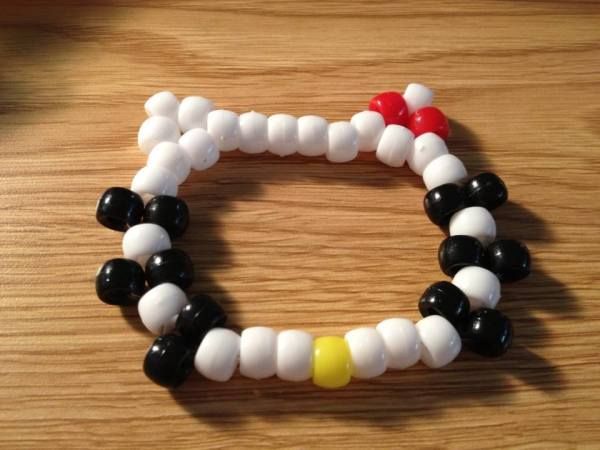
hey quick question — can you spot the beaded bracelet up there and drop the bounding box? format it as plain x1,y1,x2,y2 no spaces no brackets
95,84,531,389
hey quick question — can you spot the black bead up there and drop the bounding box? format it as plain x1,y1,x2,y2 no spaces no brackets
463,308,513,357
463,172,508,210
487,239,531,282
423,183,466,226
143,196,189,239
438,235,487,276
96,187,144,231
95,258,146,305
145,248,194,289
418,281,470,330
143,334,195,388
175,294,227,345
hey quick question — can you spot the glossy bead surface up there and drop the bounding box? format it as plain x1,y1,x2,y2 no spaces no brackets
175,294,227,345
368,91,409,126
145,248,194,289
423,183,465,226
268,114,298,156
206,109,240,152
144,334,194,388
409,106,450,140
194,328,240,382
95,258,145,306
452,266,501,310
147,142,191,184
131,166,178,198
177,96,214,132
297,115,329,156
312,336,352,389
138,283,188,335
463,308,513,357
408,132,449,175
464,172,508,210
415,315,462,368
96,187,144,231
351,110,385,152
438,235,487,276
418,281,470,330
144,91,179,122
376,318,421,370
422,154,468,190
344,327,387,379
326,121,358,163
178,128,220,171
238,111,268,154
122,223,171,265
143,195,189,240
375,125,414,167
276,330,314,382
449,206,496,246
240,327,277,379
403,83,434,115
487,239,531,282
137,116,180,154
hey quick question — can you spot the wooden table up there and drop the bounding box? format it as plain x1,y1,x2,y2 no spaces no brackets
2,1,599,448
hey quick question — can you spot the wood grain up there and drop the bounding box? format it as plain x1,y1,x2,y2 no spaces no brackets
1,1,599,448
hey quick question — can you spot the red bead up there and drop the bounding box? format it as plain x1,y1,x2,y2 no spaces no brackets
409,106,450,140
368,91,409,126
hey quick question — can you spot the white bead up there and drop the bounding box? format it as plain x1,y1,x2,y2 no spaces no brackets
147,142,191,184
131,166,178,198
376,318,421,370
238,111,268,154
407,132,449,175
239,327,277,379
345,327,387,379
207,109,240,152
350,110,385,152
144,91,179,122
375,125,414,167
297,115,328,157
415,315,462,369
178,128,219,171
403,83,434,115
452,266,501,310
137,283,188,335
177,96,214,132
268,114,298,157
137,116,180,154
276,330,313,382
327,121,358,163
194,328,240,382
422,154,468,190
122,223,171,265
449,206,497,245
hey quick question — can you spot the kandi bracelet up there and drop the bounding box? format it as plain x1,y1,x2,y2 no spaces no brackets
95,83,531,389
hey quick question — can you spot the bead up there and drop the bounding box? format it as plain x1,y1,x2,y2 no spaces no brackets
326,121,359,163
375,125,414,167
145,248,194,289
452,266,501,310
239,327,277,379
143,195,189,240
177,96,214,132
96,187,144,231
138,282,188,335
350,110,385,152
418,281,470,330
194,328,240,382
463,308,513,357
344,327,387,379
122,223,171,265
464,172,508,211
403,83,434,115
137,116,180,154
376,318,421,370
206,109,240,152
487,239,531,282
144,91,179,122
368,91,409,126
297,115,329,157
95,258,146,306
144,334,194,388
407,132,449,175
175,294,227,345
415,315,462,368
147,142,191,185
409,106,450,140
449,206,496,246
178,128,220,171
268,114,298,157
422,154,468,190
131,166,178,198
438,235,487,276
238,111,269,154
312,336,352,389
276,330,314,382
423,183,465,226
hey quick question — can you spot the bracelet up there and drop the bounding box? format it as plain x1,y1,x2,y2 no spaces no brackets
95,83,531,389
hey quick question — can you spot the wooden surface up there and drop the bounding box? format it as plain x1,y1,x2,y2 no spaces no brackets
1,1,599,448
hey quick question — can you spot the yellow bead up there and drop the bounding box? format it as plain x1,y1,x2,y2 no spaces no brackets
312,336,352,389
